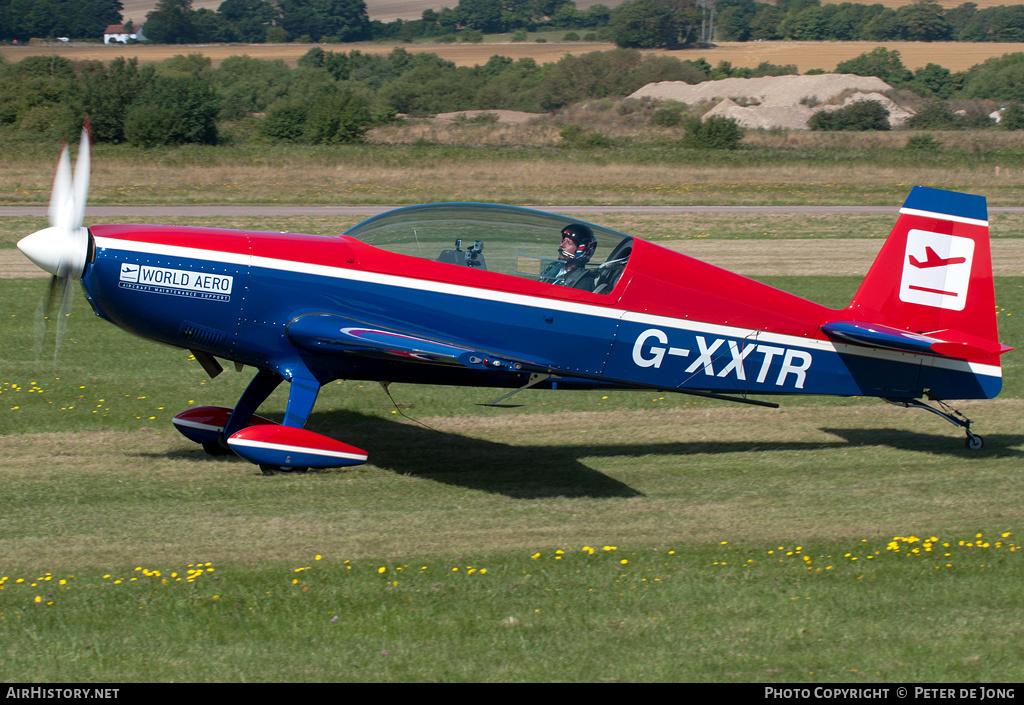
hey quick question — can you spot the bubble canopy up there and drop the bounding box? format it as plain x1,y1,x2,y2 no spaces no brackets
343,203,633,294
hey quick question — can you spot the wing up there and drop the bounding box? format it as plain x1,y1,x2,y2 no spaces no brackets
286,313,553,374
286,313,780,408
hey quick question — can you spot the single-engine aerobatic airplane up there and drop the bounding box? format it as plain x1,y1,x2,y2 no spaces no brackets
17,128,1012,473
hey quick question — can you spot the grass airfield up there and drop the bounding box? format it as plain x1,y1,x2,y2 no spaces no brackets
3,35,1024,682
2,123,1024,682
2,223,1023,679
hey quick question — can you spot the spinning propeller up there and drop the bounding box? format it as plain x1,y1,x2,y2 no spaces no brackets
17,122,91,363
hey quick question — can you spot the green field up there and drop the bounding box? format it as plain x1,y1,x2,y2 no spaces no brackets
3,129,1024,681
5,137,1024,208
2,259,1022,681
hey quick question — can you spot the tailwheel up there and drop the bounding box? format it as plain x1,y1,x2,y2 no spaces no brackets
884,397,982,449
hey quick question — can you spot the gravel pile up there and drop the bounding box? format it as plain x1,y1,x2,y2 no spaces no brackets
629,74,914,130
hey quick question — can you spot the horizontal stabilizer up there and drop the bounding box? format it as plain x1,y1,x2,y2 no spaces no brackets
822,321,1012,361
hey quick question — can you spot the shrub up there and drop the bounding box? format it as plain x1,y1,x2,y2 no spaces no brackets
1001,104,1024,130
265,26,287,43
835,47,913,86
682,115,744,149
559,124,612,147
957,110,996,129
809,101,891,131
120,74,219,146
905,133,943,151
905,101,959,129
259,103,309,142
302,90,373,144
17,102,71,137
958,52,1024,102
124,103,178,147
649,108,683,126
905,101,996,130
750,61,797,77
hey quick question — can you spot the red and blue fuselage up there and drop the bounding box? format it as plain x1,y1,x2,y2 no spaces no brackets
81,199,1003,406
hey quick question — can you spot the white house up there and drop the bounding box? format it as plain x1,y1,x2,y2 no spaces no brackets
103,24,145,44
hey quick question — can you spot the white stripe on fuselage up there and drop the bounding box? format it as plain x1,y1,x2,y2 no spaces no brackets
92,236,1002,379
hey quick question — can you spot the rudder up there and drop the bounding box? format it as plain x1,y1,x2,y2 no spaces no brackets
845,186,1000,354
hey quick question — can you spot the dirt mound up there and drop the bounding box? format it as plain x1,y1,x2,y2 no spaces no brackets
702,99,815,131
630,73,911,130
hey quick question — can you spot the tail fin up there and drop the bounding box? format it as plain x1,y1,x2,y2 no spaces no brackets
840,186,1008,362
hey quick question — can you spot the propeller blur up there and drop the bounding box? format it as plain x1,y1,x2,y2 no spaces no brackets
19,124,91,363
17,133,1013,472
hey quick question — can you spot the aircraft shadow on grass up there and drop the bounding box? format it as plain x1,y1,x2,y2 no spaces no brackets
820,428,1024,457
146,411,1024,499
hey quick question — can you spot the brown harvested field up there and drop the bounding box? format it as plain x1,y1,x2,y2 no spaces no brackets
701,40,1024,73
0,39,618,68
4,39,1024,72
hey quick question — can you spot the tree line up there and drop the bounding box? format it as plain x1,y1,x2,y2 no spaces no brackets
5,0,1024,46
0,0,123,42
3,45,1024,147
143,0,615,44
712,0,1024,44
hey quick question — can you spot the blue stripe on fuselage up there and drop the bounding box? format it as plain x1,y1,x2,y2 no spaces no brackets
242,261,999,400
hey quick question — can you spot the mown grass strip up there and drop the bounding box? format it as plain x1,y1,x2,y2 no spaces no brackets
2,273,1021,682
4,140,1024,206
1,539,1020,682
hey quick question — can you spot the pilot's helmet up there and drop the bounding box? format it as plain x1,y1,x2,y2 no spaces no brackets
559,223,596,265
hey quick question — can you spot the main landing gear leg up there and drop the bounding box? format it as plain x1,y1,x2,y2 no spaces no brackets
259,375,321,476
218,369,284,453
281,377,320,429
884,397,983,450
220,372,366,474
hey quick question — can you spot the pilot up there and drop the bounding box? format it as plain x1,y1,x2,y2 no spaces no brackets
541,223,597,289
